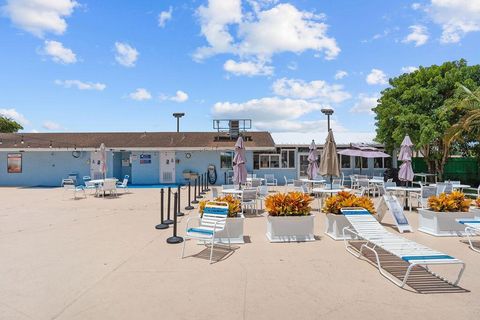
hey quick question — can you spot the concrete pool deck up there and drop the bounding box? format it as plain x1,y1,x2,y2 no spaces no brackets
1,187,479,319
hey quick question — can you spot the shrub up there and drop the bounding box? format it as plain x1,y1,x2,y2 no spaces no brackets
265,192,314,216
475,197,480,208
427,191,471,212
199,194,241,217
322,191,375,215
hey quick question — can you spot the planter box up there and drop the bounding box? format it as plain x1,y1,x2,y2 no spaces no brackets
198,213,245,244
470,207,480,219
266,214,315,242
324,213,355,240
418,209,476,237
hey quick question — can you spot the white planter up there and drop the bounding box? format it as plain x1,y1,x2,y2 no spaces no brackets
198,213,245,244
324,213,354,240
266,214,315,242
418,209,476,237
470,207,480,219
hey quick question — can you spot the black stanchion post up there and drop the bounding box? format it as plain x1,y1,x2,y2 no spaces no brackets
164,187,174,224
155,188,168,229
224,171,227,184
167,192,184,244
197,176,203,199
205,171,211,191
200,174,206,195
191,178,199,204
176,185,184,216
185,181,194,210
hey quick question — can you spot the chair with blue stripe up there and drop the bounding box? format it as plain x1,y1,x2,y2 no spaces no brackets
457,219,480,253
182,201,230,264
341,207,465,288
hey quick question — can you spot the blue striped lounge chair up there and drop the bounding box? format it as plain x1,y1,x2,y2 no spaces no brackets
182,201,230,264
341,207,465,288
457,219,480,253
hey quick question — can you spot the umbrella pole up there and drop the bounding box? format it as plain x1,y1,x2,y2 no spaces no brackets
330,175,332,190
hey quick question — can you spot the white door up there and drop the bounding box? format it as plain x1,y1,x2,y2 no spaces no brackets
160,151,175,183
297,153,310,179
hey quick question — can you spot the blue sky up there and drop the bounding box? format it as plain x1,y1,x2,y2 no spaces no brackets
1,0,479,143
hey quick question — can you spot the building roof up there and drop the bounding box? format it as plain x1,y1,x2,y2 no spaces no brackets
0,131,276,151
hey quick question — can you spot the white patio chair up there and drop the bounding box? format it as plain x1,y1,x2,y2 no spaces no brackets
284,176,294,188
250,178,262,188
436,182,453,195
257,185,269,210
182,201,230,264
63,179,86,200
342,208,466,288
241,188,257,214
456,219,480,253
411,185,436,210
116,177,129,193
100,179,117,198
211,187,219,199
264,174,277,189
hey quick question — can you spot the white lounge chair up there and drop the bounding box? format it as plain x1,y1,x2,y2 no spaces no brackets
457,219,480,253
63,179,86,200
182,201,230,263
264,174,277,189
116,176,129,193
284,176,294,188
341,207,465,288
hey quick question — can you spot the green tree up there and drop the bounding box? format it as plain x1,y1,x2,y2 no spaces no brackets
0,116,23,133
373,60,480,178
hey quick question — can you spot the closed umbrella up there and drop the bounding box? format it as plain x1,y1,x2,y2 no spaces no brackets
233,136,247,186
319,130,340,188
307,140,318,180
398,135,414,183
100,143,107,179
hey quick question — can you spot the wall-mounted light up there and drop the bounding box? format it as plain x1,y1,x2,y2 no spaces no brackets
49,141,53,148
21,135,24,144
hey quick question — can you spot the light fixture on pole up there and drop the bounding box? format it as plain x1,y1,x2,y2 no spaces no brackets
172,113,185,132
321,108,334,131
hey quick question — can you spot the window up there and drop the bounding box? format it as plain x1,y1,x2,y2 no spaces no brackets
220,151,233,169
281,149,295,168
259,154,280,169
355,157,368,169
374,157,384,168
384,157,392,168
340,155,351,168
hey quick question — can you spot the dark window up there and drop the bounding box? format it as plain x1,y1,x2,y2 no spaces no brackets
220,151,233,169
355,157,368,169
374,158,384,168
340,155,351,168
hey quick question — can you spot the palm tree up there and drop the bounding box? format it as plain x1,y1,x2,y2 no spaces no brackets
445,85,480,146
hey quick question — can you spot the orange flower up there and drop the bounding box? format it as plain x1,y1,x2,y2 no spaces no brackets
322,191,375,215
427,191,471,212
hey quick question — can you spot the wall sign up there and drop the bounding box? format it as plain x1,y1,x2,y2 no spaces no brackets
7,153,22,173
140,154,151,164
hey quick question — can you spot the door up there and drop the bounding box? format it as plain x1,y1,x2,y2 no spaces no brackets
160,151,175,183
298,153,310,179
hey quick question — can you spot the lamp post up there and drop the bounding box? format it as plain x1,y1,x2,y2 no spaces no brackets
321,108,334,131
172,113,185,132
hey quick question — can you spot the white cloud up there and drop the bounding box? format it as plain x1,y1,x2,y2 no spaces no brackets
272,131,376,144
42,40,77,64
158,6,172,28
212,97,324,125
114,42,138,67
366,69,388,85
223,59,273,76
194,1,339,64
2,0,78,37
129,88,152,101
350,94,379,114
411,3,421,10
403,25,429,46
401,66,419,73
170,90,189,103
427,0,480,43
272,78,351,103
42,120,62,130
0,108,29,125
334,70,348,80
287,61,297,70
54,79,106,91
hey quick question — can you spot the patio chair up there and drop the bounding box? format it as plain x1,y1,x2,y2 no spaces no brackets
63,179,86,200
411,185,436,210
436,182,453,195
350,175,358,189
116,176,129,193
257,185,269,210
464,185,480,199
341,208,466,288
241,189,257,214
251,178,262,188
182,201,230,264
211,187,219,198
293,180,305,187
284,176,294,188
264,174,277,189
456,219,480,253
222,184,235,191
100,179,117,198
358,179,376,197
83,176,97,194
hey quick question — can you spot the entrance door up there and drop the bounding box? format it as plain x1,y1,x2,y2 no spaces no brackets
160,151,175,183
298,153,310,179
